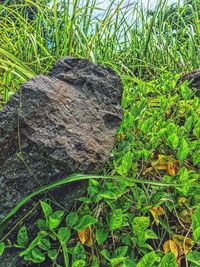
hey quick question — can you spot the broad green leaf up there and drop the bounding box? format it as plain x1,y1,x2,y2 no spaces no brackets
48,211,64,230
36,219,48,231
31,248,45,263
167,133,179,149
160,252,177,267
96,227,109,245
141,118,153,133
110,257,129,267
100,190,118,200
132,216,150,233
48,249,58,261
72,260,86,267
192,151,200,165
88,179,101,195
178,167,188,182
115,151,133,176
90,255,99,267
101,249,111,260
181,84,192,100
66,212,79,227
193,226,200,242
193,121,200,138
192,207,200,231
144,229,158,240
58,227,71,243
17,225,28,246
40,201,53,220
184,116,193,132
20,235,41,257
187,251,200,266
177,138,189,163
108,209,123,230
0,242,5,256
114,246,128,258
121,259,137,267
75,215,97,231
136,251,157,267
38,238,51,251
72,242,86,262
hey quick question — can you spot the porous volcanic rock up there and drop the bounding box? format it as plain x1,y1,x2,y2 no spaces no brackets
0,57,123,220
181,69,200,97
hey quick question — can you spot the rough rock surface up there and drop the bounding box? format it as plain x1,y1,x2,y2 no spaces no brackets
0,57,123,259
181,69,200,97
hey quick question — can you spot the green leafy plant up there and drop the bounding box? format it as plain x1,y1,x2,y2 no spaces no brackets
1,0,200,266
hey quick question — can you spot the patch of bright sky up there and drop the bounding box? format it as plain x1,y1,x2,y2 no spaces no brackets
98,0,183,9
95,0,182,10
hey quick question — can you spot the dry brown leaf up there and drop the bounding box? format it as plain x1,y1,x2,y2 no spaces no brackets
167,162,176,176
167,161,179,176
163,240,179,258
78,227,90,244
150,206,166,225
78,226,93,246
143,155,179,176
172,234,194,254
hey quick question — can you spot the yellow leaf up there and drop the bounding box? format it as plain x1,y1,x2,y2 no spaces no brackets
156,165,168,171
167,161,179,176
143,167,153,175
150,206,166,225
78,226,93,246
179,209,192,224
78,227,90,244
172,234,194,254
178,197,187,207
163,240,179,258
167,162,175,176
86,226,94,247
157,155,170,165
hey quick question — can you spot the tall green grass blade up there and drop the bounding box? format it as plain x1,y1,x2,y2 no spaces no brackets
0,173,182,232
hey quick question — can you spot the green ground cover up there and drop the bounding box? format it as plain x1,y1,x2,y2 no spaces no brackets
0,0,200,266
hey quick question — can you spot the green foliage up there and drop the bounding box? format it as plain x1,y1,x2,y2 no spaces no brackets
187,251,200,266
0,0,200,266
96,227,109,245
160,252,177,267
0,0,200,108
0,242,5,256
136,251,159,267
74,215,97,231
17,226,28,247
1,72,199,266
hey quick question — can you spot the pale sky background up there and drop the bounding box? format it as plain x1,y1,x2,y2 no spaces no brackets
96,0,182,10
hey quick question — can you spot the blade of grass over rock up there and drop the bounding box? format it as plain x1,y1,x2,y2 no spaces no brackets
0,173,181,233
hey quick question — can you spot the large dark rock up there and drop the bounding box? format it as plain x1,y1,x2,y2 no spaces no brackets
0,57,123,221
181,69,200,97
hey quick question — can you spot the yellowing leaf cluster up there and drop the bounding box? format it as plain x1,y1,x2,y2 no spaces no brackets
150,206,166,225
78,226,94,247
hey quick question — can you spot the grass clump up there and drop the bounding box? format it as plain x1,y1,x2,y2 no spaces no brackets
0,0,199,104
0,0,200,266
